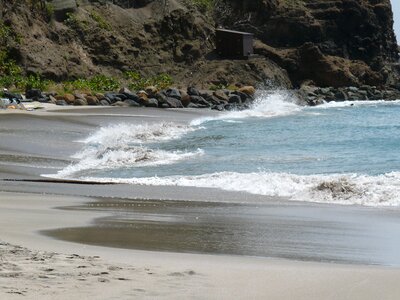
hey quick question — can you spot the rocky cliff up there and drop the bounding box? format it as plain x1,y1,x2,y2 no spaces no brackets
0,0,399,89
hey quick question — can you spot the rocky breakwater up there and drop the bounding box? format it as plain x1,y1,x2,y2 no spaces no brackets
1,85,257,111
297,85,400,106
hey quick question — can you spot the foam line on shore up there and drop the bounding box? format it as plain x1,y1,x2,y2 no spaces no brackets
80,171,400,207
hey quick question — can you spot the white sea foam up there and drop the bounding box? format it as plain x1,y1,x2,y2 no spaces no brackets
83,122,197,145
47,93,400,207
54,146,203,178
191,90,301,125
315,99,400,109
82,171,400,207
49,122,203,178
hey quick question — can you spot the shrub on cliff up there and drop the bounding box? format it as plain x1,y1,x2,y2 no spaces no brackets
125,71,173,91
66,75,120,93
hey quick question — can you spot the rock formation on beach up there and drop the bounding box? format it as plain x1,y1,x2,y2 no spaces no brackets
0,0,399,92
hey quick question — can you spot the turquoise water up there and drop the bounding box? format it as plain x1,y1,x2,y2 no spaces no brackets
51,91,400,206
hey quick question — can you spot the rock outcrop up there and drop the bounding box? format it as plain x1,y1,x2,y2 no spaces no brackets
216,0,400,87
0,0,399,89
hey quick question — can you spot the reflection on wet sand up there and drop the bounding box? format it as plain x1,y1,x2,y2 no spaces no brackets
45,198,400,266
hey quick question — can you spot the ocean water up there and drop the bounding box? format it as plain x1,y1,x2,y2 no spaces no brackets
48,91,400,207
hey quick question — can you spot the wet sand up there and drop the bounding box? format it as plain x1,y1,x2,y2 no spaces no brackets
1,105,400,299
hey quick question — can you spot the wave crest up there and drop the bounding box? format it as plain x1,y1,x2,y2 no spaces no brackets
84,122,196,145
50,122,202,178
191,90,301,125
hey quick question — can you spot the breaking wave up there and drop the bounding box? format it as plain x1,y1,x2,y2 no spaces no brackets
50,122,203,178
55,147,203,178
191,90,301,125
45,91,400,207
83,122,197,144
82,171,400,207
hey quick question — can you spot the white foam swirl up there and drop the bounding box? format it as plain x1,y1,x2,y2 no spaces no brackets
50,122,203,178
84,122,196,145
54,146,203,178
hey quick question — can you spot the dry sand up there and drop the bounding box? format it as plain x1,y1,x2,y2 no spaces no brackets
1,105,400,299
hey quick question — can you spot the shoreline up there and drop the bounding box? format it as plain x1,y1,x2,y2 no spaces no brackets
1,190,400,299
1,106,400,299
0,193,400,300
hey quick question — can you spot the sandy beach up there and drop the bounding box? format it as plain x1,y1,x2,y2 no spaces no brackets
1,105,400,299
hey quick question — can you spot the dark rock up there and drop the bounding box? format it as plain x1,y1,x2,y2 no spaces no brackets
124,99,140,107
137,91,148,100
74,98,88,106
334,89,348,101
232,91,250,102
165,97,184,108
308,98,325,106
166,89,181,100
370,91,383,100
213,90,229,102
145,86,158,97
100,99,110,106
104,97,112,104
112,101,129,107
115,93,128,101
224,103,237,111
205,95,222,105
319,87,331,95
358,90,368,100
123,92,140,102
86,96,99,105
187,103,199,108
360,85,372,91
119,87,132,94
160,102,170,109
95,93,105,100
212,104,225,111
228,95,242,104
37,97,50,103
200,91,211,98
324,92,336,101
104,93,120,103
190,96,211,107
155,92,168,102
136,97,148,106
56,100,68,106
187,86,200,96
348,86,359,93
25,89,42,100
3,91,22,103
145,98,159,107
74,92,86,100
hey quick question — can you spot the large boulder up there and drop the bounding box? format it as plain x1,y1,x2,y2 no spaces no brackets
165,97,184,108
63,94,75,104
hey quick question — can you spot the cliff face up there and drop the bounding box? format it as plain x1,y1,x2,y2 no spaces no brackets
1,0,399,89
215,0,399,87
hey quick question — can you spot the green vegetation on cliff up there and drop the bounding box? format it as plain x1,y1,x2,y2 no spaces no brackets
0,0,398,90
